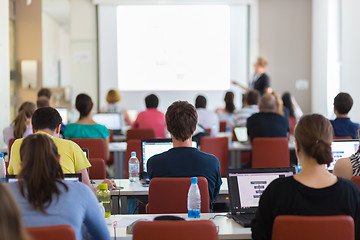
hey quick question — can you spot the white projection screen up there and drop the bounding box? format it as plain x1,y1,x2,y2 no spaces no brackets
117,5,230,91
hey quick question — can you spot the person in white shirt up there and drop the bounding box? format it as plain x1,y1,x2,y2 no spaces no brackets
195,95,219,136
230,90,260,127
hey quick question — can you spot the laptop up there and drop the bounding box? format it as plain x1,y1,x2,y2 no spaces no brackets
234,127,248,142
329,140,359,171
55,108,68,125
141,138,197,181
93,113,122,134
227,168,295,227
6,173,82,183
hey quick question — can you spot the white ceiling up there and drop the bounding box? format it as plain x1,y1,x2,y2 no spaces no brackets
42,0,70,28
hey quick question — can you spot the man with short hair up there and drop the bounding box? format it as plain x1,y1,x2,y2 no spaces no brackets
231,90,260,127
246,93,289,143
331,92,359,139
131,94,166,138
147,101,222,209
8,107,116,190
195,95,219,136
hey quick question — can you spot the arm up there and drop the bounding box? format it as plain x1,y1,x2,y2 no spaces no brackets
77,168,94,192
231,80,249,91
123,108,132,125
333,157,353,180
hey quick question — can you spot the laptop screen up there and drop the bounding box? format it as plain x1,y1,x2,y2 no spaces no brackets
329,140,359,170
56,108,68,125
93,113,121,130
227,168,295,214
141,139,197,173
234,127,248,142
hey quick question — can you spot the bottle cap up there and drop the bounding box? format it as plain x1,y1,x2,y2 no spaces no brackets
191,177,198,184
131,152,136,157
99,183,108,190
0,153,3,158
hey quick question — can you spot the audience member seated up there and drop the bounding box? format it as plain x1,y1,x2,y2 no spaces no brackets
36,97,50,108
282,92,303,120
131,94,166,138
8,107,116,191
230,90,260,127
334,143,360,180
251,114,360,240
37,88,52,105
64,93,110,160
100,89,132,125
3,102,36,145
247,93,289,142
0,183,30,240
330,92,359,139
195,95,219,136
147,101,222,210
216,91,236,128
272,91,289,117
9,134,109,240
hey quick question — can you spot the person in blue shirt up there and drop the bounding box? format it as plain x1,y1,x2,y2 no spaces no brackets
147,101,222,210
331,92,359,139
9,134,110,240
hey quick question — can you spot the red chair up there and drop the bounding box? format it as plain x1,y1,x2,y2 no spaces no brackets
200,136,229,177
133,220,217,240
26,225,76,240
109,129,114,143
252,137,290,168
219,121,227,132
147,177,210,214
272,215,354,240
204,128,212,135
126,128,155,141
124,139,142,179
334,136,353,140
288,116,297,136
88,158,106,179
70,138,106,161
351,176,360,189
108,129,115,165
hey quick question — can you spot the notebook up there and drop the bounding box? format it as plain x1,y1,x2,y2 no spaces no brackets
93,113,122,134
227,168,295,227
6,173,82,183
234,127,248,142
329,140,359,171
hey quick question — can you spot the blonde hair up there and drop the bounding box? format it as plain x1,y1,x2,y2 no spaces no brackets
256,57,268,68
271,92,285,116
13,102,36,139
0,183,30,240
106,89,121,104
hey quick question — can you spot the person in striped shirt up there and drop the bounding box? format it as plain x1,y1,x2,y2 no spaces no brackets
230,90,260,127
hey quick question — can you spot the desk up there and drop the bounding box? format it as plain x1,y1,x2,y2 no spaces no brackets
106,213,251,240
93,178,229,214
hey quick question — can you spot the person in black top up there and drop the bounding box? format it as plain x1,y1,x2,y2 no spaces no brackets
251,114,360,240
247,93,289,143
147,101,222,210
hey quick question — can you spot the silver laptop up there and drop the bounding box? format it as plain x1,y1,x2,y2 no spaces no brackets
329,140,359,170
55,108,68,125
93,113,122,133
234,127,248,142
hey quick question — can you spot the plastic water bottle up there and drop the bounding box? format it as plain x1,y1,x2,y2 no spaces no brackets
96,183,111,218
187,177,201,218
0,153,6,183
129,152,139,182
297,160,302,173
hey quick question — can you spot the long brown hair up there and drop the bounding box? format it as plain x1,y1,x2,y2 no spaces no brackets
294,114,333,166
224,91,235,113
0,183,30,240
18,134,68,213
13,102,36,139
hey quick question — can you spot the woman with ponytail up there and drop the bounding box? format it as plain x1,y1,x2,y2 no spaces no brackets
3,102,36,145
252,114,360,240
217,91,236,128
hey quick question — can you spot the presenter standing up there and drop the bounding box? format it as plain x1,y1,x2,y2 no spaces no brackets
232,57,272,95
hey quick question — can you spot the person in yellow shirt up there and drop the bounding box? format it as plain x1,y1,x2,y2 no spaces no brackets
8,107,116,191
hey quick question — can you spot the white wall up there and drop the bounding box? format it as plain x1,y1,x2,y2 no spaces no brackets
0,0,10,147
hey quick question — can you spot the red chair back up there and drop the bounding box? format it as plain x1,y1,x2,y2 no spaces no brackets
26,225,76,240
126,128,155,141
272,215,354,240
133,220,217,240
252,137,290,168
125,139,142,179
351,176,360,189
334,136,353,140
70,138,106,160
219,121,227,132
288,116,297,135
109,129,114,142
147,177,210,214
200,136,229,177
88,158,106,179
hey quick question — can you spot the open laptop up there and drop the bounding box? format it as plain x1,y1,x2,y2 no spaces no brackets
234,127,248,142
227,168,295,227
6,173,82,183
329,140,359,171
55,108,68,125
141,138,197,181
93,113,122,135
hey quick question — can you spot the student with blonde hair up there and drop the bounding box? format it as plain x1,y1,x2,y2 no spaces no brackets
101,89,132,125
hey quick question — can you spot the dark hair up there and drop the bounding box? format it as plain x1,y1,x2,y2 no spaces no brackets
246,90,260,106
75,93,93,118
166,101,198,141
32,107,62,131
282,92,295,117
294,114,333,167
13,102,36,139
334,92,353,115
195,95,207,108
37,88,52,99
145,94,159,108
224,91,235,113
18,134,68,213
36,96,50,108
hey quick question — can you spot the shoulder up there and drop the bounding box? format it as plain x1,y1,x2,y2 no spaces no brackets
265,177,295,193
336,178,360,195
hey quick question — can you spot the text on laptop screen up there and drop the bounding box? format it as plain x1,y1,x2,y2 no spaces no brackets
56,108,68,125
329,140,359,170
229,171,294,210
93,113,121,130
142,140,197,172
